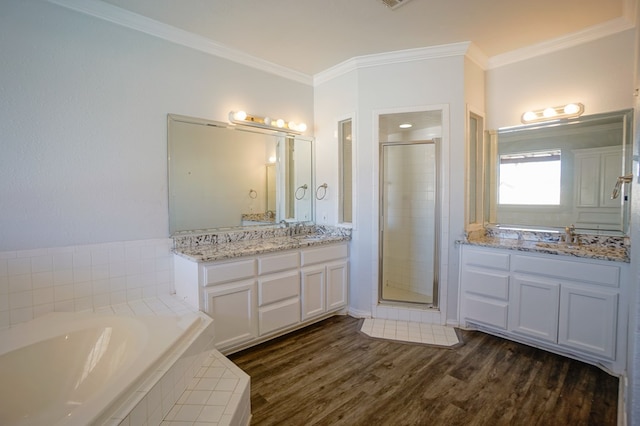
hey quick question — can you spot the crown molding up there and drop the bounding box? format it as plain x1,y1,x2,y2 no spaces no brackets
46,0,634,85
487,16,635,69
46,0,314,85
314,41,487,86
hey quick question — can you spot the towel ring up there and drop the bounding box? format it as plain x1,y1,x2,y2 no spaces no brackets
249,189,258,199
295,184,308,200
316,183,328,200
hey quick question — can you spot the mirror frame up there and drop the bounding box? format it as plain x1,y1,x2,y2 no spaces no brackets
167,113,315,235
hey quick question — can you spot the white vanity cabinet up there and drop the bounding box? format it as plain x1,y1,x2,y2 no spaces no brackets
459,245,627,374
174,242,349,353
300,244,349,321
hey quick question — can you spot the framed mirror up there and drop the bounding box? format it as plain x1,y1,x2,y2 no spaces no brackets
485,109,633,234
168,114,313,235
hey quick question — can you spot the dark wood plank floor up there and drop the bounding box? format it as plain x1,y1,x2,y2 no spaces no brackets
228,315,618,426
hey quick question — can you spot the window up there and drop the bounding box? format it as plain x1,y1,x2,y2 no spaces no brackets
498,150,561,205
339,119,353,223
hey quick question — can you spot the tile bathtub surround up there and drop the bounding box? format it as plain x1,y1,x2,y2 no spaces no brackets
360,318,460,347
0,238,175,328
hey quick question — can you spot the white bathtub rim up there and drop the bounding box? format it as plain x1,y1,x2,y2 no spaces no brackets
0,311,202,426
94,311,215,425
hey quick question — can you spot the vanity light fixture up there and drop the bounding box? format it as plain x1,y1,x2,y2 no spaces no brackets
229,110,307,134
521,103,584,124
399,123,413,129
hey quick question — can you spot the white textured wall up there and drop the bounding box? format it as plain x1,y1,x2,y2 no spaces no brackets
0,1,313,251
315,56,466,322
486,30,635,129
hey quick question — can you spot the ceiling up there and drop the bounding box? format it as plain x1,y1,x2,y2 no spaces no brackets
97,0,631,76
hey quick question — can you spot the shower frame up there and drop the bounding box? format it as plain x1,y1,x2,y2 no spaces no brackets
378,139,440,308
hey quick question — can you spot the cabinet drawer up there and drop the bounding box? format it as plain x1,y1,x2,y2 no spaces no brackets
512,255,619,287
462,268,509,300
259,298,300,336
301,244,348,266
462,248,510,271
258,271,300,306
258,251,299,275
204,259,256,286
463,296,508,329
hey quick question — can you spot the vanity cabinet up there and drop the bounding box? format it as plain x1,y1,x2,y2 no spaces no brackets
174,242,349,353
459,245,627,374
300,244,349,321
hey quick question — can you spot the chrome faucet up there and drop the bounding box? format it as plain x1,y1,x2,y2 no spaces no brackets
564,224,576,245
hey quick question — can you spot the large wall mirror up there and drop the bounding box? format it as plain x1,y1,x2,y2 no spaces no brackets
168,114,314,235
485,109,633,234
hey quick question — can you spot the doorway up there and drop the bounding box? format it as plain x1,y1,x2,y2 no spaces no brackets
379,111,441,307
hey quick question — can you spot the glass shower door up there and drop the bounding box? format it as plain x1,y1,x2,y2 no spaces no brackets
380,141,438,306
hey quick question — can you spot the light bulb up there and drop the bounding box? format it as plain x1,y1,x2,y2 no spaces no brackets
543,107,557,118
522,111,537,122
298,123,307,132
564,103,580,114
399,123,412,129
276,119,285,128
263,117,271,126
268,156,276,163
288,121,297,130
233,111,247,121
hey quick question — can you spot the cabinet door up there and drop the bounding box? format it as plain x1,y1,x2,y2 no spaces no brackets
558,285,617,359
301,265,326,320
327,260,348,311
574,154,600,207
259,298,300,336
204,280,258,350
600,150,623,208
509,276,560,343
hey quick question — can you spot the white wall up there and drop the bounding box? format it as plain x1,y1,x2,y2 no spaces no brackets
315,56,467,322
486,30,635,129
0,1,313,251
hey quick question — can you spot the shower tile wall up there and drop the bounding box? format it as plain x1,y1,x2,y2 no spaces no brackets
0,238,174,328
383,145,436,298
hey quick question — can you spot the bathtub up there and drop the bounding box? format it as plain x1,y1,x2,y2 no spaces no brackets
0,311,201,426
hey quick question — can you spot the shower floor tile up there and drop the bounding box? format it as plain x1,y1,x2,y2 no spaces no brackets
360,318,460,347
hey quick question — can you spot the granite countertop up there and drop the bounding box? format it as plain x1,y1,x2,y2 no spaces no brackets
464,234,629,263
174,234,349,263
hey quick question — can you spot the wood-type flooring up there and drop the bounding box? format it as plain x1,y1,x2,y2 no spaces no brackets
228,315,618,426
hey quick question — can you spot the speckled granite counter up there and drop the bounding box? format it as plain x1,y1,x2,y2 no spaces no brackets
173,225,351,263
462,228,629,263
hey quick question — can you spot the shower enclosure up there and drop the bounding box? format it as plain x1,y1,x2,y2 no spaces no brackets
379,111,441,307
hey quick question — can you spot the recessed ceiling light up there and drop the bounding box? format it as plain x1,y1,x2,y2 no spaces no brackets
399,123,413,129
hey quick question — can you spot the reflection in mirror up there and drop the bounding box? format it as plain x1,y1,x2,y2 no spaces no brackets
339,118,353,224
283,137,313,221
486,109,633,234
168,114,313,235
